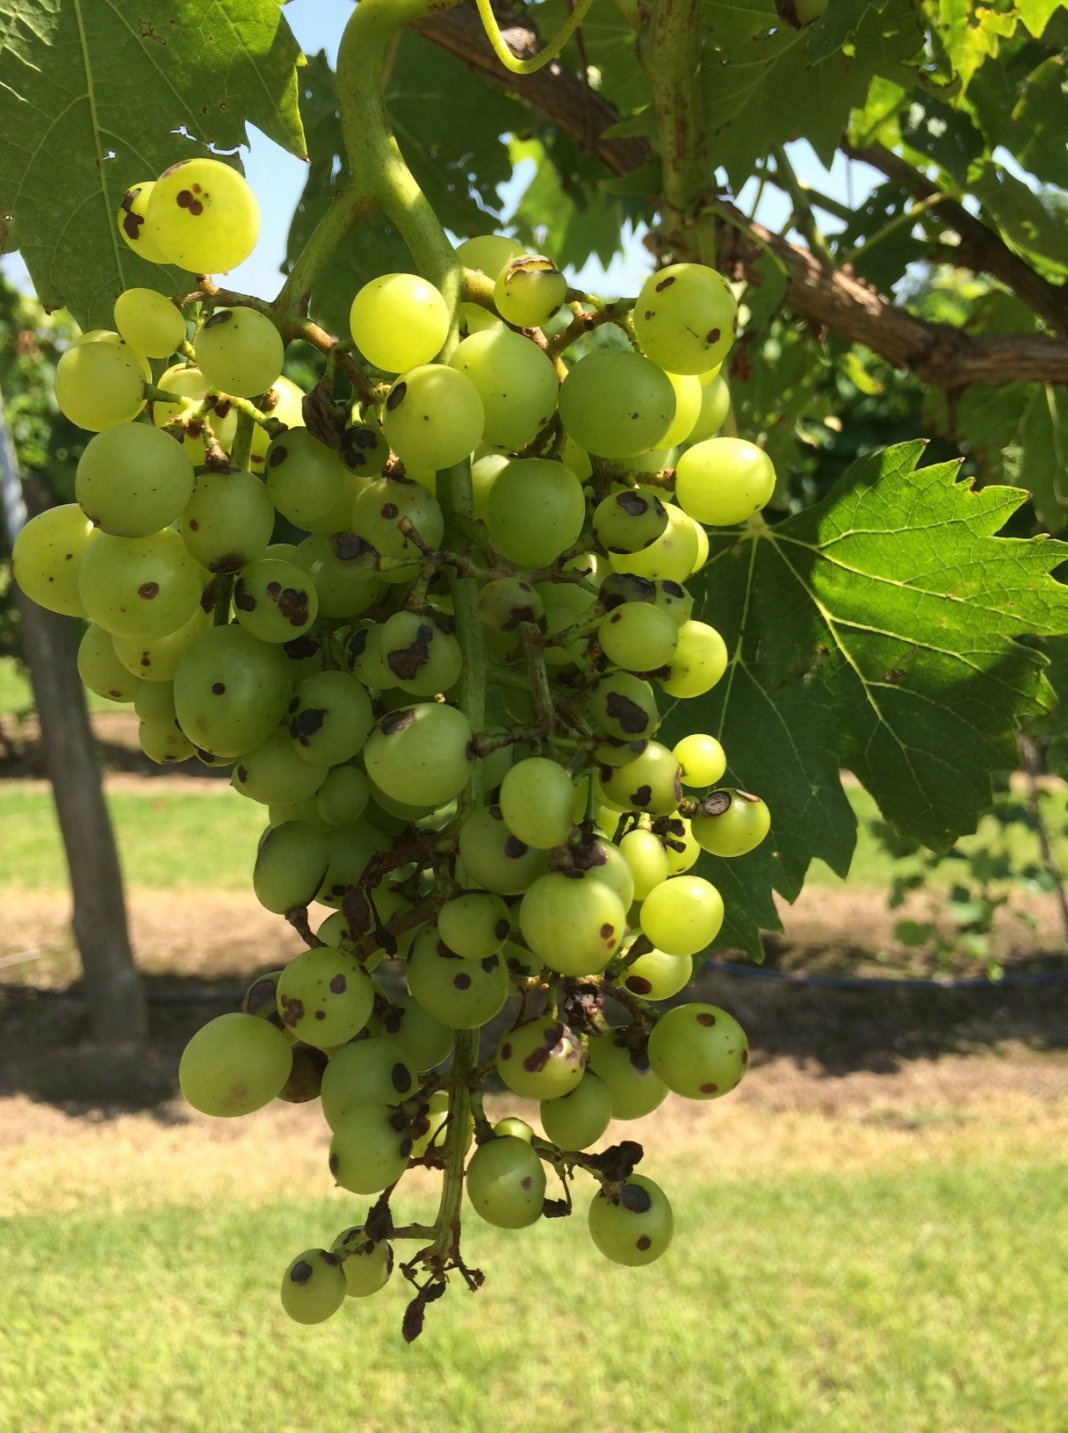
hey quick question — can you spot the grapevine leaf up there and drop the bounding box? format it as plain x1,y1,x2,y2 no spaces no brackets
680,442,1068,953
0,0,306,329
970,162,1068,276
806,0,896,64
933,0,1018,95
951,382,1068,534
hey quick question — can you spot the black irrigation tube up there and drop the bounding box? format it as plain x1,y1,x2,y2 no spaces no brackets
701,960,1068,991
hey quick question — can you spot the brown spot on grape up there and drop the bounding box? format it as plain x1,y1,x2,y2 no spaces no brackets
211,682,225,695
204,309,233,330
387,625,432,680
630,784,653,807
599,923,614,940
696,1011,717,1026
328,1152,339,1175
292,707,325,742
626,976,653,995
700,1082,718,1093
636,1235,652,1250
655,276,676,292
620,1183,652,1213
453,973,472,990
386,383,407,411
279,996,304,1028
503,835,528,859
329,974,347,994
235,766,247,783
500,1042,513,1061
706,327,720,345
523,1047,550,1073
314,1010,326,1021
188,518,200,531
290,1260,314,1284
233,584,256,612
389,1110,409,1132
520,1176,532,1190
380,708,416,738
400,1138,413,1158
381,503,399,520
137,582,160,601
176,189,203,216
494,918,510,940
741,1049,749,1064
392,1064,412,1093
604,691,649,735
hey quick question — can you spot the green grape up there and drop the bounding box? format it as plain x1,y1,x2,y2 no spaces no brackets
320,1037,417,1130
580,834,636,910
609,504,699,583
275,946,374,1048
673,733,727,787
619,946,693,1000
288,670,374,767
499,757,575,850
406,929,510,1029
648,1002,749,1099
252,820,330,914
147,157,259,274
270,795,325,830
194,308,284,398
558,350,676,459
54,333,148,431
465,1135,546,1228
265,430,352,531
276,1043,330,1103
663,815,701,875
364,703,473,808
173,625,293,757
476,576,544,632
133,680,178,724
139,717,196,765
518,871,626,976
692,788,771,856
494,1116,535,1142
502,939,541,983
597,602,679,672
316,765,370,827
540,1071,612,1150
592,486,669,555
618,828,670,900
11,504,97,617
349,273,450,373
589,673,660,742
587,1031,668,1119
280,1249,347,1324
449,328,559,449
178,1011,292,1116
350,477,445,585
457,804,548,895
456,233,524,277
75,422,195,537
493,254,567,328
316,821,391,907
180,468,275,573
329,1102,413,1194
113,287,186,358
588,1174,673,1266
437,892,511,960
659,371,703,447
116,181,169,264
331,1227,393,1298
382,365,484,470
371,995,452,1071
674,437,776,526
470,451,509,518
538,580,597,668
484,457,586,569
78,529,204,639
231,729,327,806
151,362,238,462
600,740,682,819
657,620,728,699
378,611,463,696
687,373,731,442
294,534,382,620
495,1016,585,1100
77,624,139,702
339,418,387,478
639,874,724,956
251,376,307,471
233,558,318,643
634,263,738,374
411,1090,465,1158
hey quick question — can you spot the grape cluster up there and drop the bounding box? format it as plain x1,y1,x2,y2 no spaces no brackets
12,159,776,1335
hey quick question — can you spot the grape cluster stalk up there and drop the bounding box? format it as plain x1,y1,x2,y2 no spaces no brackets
13,132,777,1336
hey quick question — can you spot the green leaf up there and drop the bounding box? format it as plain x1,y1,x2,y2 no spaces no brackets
953,382,1068,534
898,91,985,184
806,0,896,64
934,0,1018,94
969,162,1068,276
0,0,305,329
680,443,1068,952
1016,0,1066,38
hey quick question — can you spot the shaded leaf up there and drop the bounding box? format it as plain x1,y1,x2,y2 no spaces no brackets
970,161,1068,276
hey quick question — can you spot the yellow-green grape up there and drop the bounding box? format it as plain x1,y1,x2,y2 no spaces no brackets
331,1227,393,1298
592,487,669,555
674,437,776,527
499,757,575,849
663,815,702,874
181,469,276,574
172,625,293,758
673,733,727,787
618,947,693,1000
76,624,138,702
599,742,682,818
194,308,283,398
465,1135,546,1228
588,1174,673,1266
597,603,679,673
252,820,331,914
116,181,169,264
476,576,544,632
233,558,318,643
329,1104,413,1193
150,362,238,461
349,272,450,373
494,1116,535,1142
618,828,671,900
457,804,548,895
231,730,326,806
371,994,452,1071
648,1002,748,1098
406,930,510,1030
113,287,186,358
378,611,463,697
280,1249,347,1324
54,332,148,431
315,765,370,827
251,375,306,472
541,1071,612,1150
293,535,382,621
658,620,728,699
364,703,473,808
494,254,568,328
558,349,676,460
11,504,97,617
589,673,660,742
319,1038,417,1131
77,529,204,639
457,233,524,277
113,606,210,683
486,458,586,569
138,717,194,764
265,430,351,531
633,263,738,374
75,422,195,537
692,788,771,857
609,504,699,584
436,892,511,960
519,871,626,976
350,476,445,585
449,328,559,449
687,373,731,442
315,821,392,908
133,681,178,725
411,1091,461,1158
178,1011,292,1116
382,365,485,470
587,1032,667,1119
639,874,724,956
495,1016,585,1100
147,157,260,274
582,834,636,909
289,670,374,767
659,372,703,447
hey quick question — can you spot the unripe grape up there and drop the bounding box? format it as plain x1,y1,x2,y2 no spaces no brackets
597,602,679,672
349,273,450,373
674,437,776,526
114,286,186,358
499,757,575,849
658,620,728,698
692,788,771,856
592,486,669,554
673,733,727,787
252,820,330,914
230,729,327,807
173,625,293,758
77,624,139,702
449,327,559,449
11,504,97,617
406,930,510,1029
150,362,238,461
194,308,284,398
634,263,738,373
382,365,484,470
609,504,699,583
589,673,660,742
265,429,352,531
320,1038,417,1130
558,349,676,459
599,741,682,816
75,423,195,537
687,373,731,442
233,558,318,643
639,874,724,956
648,1002,749,1099
587,1031,667,1119
116,181,169,264
180,469,275,573
331,1227,394,1298
659,372,703,447
541,1071,612,1150
437,892,511,960
78,529,204,639
495,1016,585,1100
288,669,374,767
618,828,671,900
588,1174,673,1266
619,947,693,1001
55,333,148,431
457,804,548,895
519,871,626,976
476,576,545,631
178,1011,292,1117
113,606,210,683
139,717,196,765
329,1104,412,1194
494,254,567,327
456,233,524,276
378,611,463,696
466,1135,546,1228
147,157,259,274
364,703,473,808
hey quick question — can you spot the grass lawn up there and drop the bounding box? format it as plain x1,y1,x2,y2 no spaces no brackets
2,1122,1064,1433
